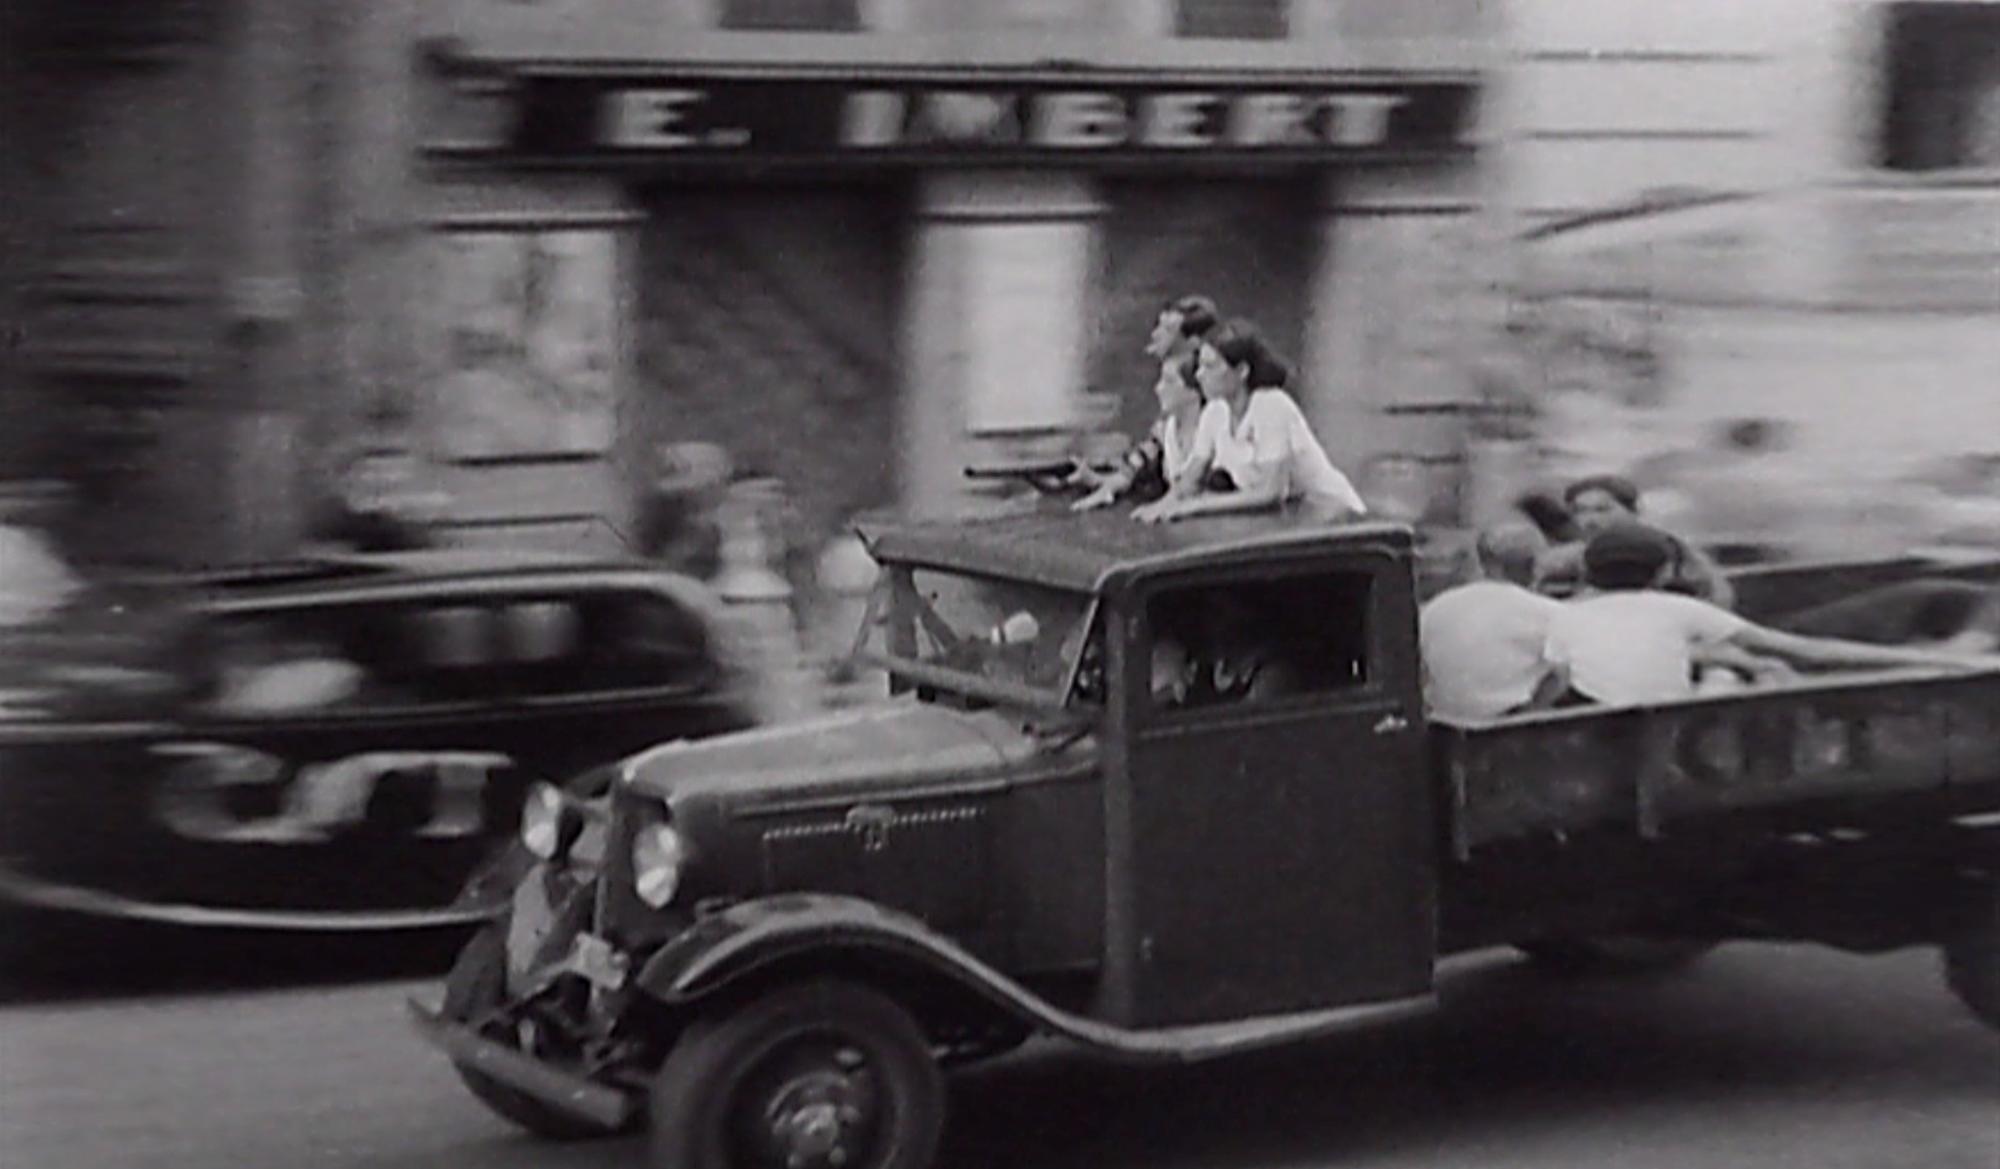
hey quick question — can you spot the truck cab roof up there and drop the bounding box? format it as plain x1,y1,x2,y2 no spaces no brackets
859,509,1413,595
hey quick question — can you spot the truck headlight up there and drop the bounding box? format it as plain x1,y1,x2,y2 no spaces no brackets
520,782,571,860
632,823,686,908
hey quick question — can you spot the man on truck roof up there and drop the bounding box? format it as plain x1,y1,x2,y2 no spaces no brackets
1545,523,1992,707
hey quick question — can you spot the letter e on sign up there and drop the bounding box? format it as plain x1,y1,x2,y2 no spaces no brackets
605,89,706,149
1139,93,1216,148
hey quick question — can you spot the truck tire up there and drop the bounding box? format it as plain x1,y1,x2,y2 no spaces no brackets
441,924,621,1141
649,979,944,1169
1517,937,1719,977
1942,900,2000,1031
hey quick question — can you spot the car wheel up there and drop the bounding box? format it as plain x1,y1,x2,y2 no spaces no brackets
1943,896,2000,1031
649,979,945,1169
1517,937,1719,977
441,924,621,1141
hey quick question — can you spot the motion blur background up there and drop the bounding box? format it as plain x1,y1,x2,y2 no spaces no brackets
3,0,1997,579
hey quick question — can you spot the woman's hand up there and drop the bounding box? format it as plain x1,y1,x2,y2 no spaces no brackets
1061,460,1104,490
1132,499,1185,524
1072,483,1120,512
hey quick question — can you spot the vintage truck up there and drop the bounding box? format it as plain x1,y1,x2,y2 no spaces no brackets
409,509,2000,1169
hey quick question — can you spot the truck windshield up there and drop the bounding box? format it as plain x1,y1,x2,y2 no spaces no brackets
862,564,1096,707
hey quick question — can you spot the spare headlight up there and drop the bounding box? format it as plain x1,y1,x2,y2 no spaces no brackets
520,782,569,860
632,823,686,909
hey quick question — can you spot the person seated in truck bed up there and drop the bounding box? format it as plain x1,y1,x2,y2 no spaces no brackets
1542,524,1990,708
1420,522,1570,721
1534,475,1734,609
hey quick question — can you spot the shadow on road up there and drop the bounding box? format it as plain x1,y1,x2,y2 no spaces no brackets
935,947,1991,1169
0,908,468,1004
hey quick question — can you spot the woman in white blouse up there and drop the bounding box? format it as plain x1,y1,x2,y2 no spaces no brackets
1133,320,1367,524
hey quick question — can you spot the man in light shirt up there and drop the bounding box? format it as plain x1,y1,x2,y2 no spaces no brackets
1420,523,1567,721
1545,524,1986,708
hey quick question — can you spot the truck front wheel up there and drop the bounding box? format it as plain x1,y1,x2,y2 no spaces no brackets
1943,898,2000,1031
649,979,945,1169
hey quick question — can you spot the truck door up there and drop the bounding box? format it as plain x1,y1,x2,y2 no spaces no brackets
1105,548,1434,1028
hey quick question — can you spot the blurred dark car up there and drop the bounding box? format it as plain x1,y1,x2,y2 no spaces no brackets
0,549,755,938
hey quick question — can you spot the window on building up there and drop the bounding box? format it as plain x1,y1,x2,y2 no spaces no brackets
1145,571,1372,714
1880,2,2000,171
718,0,863,32
1176,0,1290,40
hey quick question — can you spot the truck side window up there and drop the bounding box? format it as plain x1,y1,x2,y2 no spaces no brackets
1147,571,1372,712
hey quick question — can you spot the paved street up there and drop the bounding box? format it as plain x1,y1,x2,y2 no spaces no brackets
2,941,1994,1169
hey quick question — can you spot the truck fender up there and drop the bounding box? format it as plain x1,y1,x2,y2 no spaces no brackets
635,894,1437,1065
637,894,1038,1023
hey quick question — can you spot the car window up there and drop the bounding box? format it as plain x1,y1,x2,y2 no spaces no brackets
195,611,379,718
567,591,717,694
1145,571,1373,715
498,601,581,664
395,599,589,702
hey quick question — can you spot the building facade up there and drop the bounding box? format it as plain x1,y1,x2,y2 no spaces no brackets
7,0,1498,567
1481,0,2000,552
4,1,330,564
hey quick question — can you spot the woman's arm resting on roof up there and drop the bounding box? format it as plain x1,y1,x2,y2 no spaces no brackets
1132,482,1287,524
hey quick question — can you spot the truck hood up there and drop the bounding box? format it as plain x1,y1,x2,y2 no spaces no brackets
620,700,1081,804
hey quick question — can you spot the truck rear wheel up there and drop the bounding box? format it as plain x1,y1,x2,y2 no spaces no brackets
1517,937,1718,977
649,979,944,1169
441,924,622,1141
1942,899,2000,1031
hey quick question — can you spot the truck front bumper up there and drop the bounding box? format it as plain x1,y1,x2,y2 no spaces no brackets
406,996,638,1131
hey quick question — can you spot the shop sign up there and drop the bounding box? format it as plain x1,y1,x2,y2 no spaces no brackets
487,73,1475,164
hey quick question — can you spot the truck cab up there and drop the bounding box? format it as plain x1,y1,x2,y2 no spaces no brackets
410,508,2000,1169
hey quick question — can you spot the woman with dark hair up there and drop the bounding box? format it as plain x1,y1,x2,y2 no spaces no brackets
1070,293,1221,502
1073,354,1220,511
1133,320,1366,524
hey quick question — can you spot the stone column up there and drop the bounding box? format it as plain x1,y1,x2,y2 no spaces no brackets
898,172,1106,517
1298,163,1493,525
206,0,316,562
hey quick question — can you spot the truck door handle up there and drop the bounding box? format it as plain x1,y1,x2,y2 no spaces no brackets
1373,713,1410,736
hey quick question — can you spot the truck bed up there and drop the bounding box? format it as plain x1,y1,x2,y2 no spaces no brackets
1431,667,2000,860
